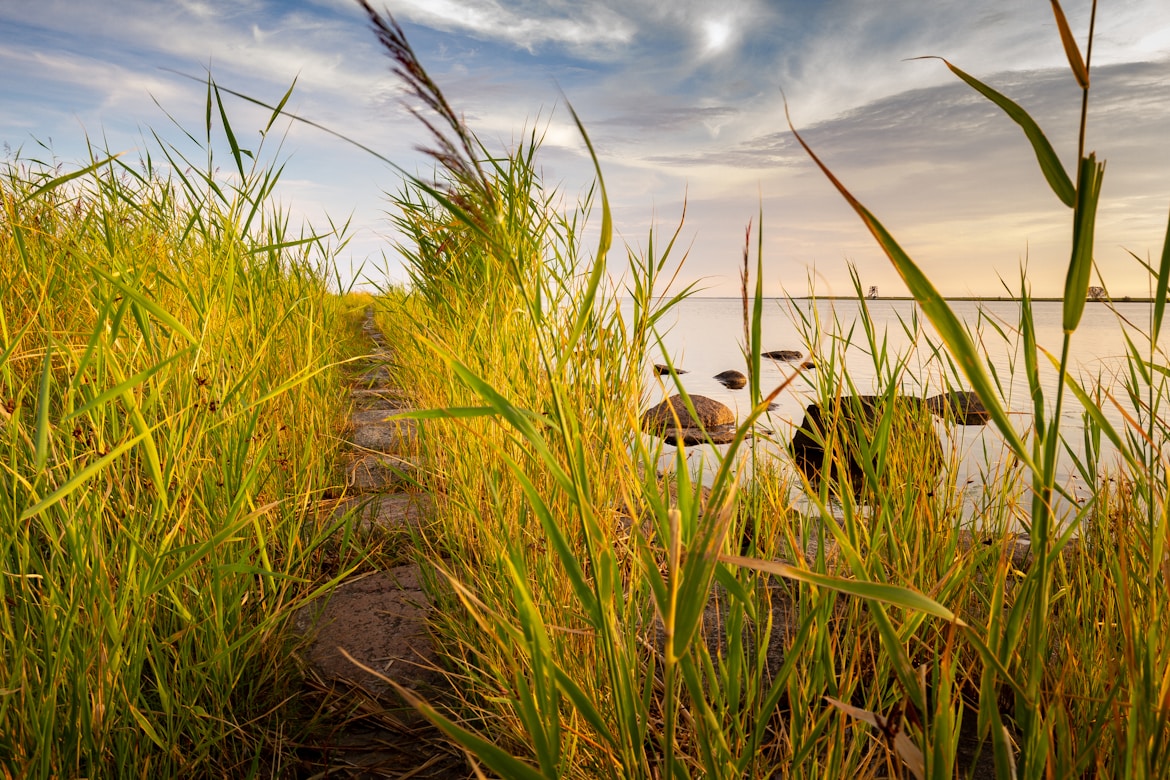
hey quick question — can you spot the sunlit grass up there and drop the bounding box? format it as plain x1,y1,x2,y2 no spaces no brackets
363,2,1170,777
5,2,1168,776
0,88,382,776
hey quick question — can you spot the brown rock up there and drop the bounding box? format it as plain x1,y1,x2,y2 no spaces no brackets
642,394,735,435
346,453,419,492
349,386,412,411
335,492,434,531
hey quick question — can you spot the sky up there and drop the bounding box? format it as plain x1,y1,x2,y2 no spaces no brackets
2,0,1170,297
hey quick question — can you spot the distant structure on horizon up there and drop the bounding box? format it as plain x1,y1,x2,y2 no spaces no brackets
1088,286,1105,301
867,286,879,299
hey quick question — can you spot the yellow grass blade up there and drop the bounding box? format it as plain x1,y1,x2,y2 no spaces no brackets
1050,0,1090,88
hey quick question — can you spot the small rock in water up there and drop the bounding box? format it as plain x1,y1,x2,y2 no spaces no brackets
762,349,802,362
800,360,816,370
653,363,687,375
714,370,747,389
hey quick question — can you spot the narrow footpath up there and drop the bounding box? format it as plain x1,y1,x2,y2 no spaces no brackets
294,309,470,778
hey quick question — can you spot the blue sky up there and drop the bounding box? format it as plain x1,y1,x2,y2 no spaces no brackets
2,0,1169,297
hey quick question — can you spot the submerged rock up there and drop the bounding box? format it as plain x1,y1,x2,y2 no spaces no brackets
714,369,747,389
762,349,803,362
652,363,688,375
662,425,740,446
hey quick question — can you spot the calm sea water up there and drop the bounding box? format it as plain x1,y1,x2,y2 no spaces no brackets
632,297,1168,524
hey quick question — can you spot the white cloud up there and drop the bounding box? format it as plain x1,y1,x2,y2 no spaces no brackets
701,18,733,55
388,0,635,54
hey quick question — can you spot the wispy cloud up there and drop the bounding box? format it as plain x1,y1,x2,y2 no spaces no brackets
386,0,635,55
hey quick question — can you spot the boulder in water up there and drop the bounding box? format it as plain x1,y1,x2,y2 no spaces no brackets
789,395,942,493
642,395,735,442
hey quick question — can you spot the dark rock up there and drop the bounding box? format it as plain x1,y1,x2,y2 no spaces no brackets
800,360,816,370
925,390,991,425
643,394,735,432
762,350,803,362
714,369,747,390
789,395,942,493
653,363,687,375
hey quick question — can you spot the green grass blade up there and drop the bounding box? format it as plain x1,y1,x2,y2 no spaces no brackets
556,101,611,372
1151,202,1170,343
376,675,546,780
264,78,298,136
749,213,764,401
89,265,198,345
444,356,574,495
0,319,33,371
1062,154,1105,333
17,155,120,205
553,667,620,754
33,342,53,471
915,57,1076,208
394,406,498,421
20,428,153,521
1045,350,1136,471
507,452,597,615
720,554,963,624
163,66,405,170
120,389,168,512
66,351,188,421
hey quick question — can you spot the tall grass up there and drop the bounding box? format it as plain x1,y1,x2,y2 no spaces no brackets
1,85,373,776
365,1,1170,777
